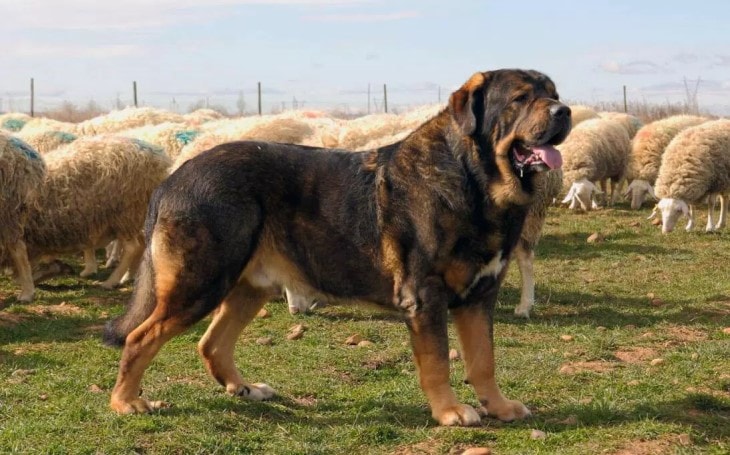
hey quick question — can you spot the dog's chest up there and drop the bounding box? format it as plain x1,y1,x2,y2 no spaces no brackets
443,249,508,300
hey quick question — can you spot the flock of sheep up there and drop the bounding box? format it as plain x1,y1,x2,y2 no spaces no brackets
0,104,728,312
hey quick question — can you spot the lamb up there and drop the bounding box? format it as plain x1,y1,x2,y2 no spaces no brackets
119,122,200,160
74,107,185,136
513,169,563,317
0,133,46,301
651,119,730,233
15,130,78,154
560,118,632,210
624,115,708,209
5,136,172,298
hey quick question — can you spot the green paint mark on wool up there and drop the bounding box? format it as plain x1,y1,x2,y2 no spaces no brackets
52,131,78,143
2,118,27,132
174,130,199,145
130,139,165,156
9,137,42,161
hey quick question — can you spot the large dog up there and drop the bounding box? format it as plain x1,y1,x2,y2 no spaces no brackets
104,69,571,426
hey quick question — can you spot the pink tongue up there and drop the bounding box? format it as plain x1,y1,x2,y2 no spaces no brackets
532,145,562,169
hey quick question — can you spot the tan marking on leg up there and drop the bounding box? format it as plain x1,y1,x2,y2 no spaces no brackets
452,306,530,422
409,318,480,426
9,241,35,302
198,281,274,399
110,230,188,414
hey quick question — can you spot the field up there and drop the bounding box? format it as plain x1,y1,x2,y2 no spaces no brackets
1,204,728,454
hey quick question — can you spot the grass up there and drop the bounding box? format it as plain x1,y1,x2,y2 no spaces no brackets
1,203,728,454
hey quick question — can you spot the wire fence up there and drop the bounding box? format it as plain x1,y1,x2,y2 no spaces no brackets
1,80,448,119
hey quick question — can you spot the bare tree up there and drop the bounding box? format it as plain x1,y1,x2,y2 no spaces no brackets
683,76,701,114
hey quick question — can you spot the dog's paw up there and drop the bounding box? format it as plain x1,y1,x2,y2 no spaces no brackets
480,399,531,422
111,397,169,415
434,403,482,427
227,382,276,401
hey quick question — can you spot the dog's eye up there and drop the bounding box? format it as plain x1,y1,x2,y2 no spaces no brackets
512,94,529,104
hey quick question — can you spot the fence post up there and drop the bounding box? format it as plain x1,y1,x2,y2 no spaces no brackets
133,81,138,107
30,77,35,117
367,83,371,114
383,83,388,113
258,82,262,116
623,85,627,113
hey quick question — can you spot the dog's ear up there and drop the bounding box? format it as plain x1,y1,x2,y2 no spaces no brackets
449,72,489,135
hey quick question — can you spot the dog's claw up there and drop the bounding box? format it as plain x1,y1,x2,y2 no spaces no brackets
435,404,482,426
480,399,531,422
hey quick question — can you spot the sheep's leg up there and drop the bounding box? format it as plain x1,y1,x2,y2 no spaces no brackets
513,245,535,318
685,205,695,231
715,195,726,230
599,179,608,206
705,195,717,232
9,241,35,302
285,288,315,315
80,248,98,277
101,238,143,289
104,241,121,269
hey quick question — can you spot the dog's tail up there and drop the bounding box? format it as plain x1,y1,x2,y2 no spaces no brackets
103,187,163,348
102,249,157,347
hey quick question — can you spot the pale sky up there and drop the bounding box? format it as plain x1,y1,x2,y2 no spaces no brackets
2,0,729,114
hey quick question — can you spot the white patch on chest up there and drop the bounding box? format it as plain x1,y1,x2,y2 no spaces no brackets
459,250,507,299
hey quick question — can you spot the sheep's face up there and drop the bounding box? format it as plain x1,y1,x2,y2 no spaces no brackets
624,179,655,210
656,198,688,233
448,69,571,175
562,179,601,211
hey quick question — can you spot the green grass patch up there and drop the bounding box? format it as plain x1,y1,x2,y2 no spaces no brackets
1,204,728,454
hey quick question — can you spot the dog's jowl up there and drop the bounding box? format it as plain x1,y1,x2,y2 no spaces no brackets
104,68,571,426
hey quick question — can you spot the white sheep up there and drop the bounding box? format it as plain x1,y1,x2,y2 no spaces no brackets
624,115,708,209
0,113,31,132
17,136,171,294
184,108,225,125
74,107,185,136
651,119,730,233
0,133,46,301
119,122,200,160
560,118,632,210
598,111,643,139
15,130,78,154
568,105,600,126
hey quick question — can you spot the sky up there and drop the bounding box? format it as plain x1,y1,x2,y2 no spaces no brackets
2,0,730,115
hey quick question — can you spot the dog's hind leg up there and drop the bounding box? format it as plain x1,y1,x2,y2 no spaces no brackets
452,302,531,422
198,281,275,401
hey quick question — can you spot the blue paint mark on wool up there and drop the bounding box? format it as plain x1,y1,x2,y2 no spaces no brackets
174,130,199,145
2,118,27,132
131,138,165,156
9,137,42,161
52,131,78,143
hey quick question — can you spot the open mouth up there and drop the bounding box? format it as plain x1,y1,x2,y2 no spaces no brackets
512,141,563,172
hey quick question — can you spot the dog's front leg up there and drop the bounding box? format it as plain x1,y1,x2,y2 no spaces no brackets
451,283,531,422
406,276,481,426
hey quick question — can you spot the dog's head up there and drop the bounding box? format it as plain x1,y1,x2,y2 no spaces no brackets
449,69,571,175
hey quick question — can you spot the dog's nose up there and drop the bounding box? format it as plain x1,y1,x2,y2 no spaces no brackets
550,104,570,119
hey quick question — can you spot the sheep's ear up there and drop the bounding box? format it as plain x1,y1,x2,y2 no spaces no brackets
647,205,658,220
449,72,490,135
678,200,689,217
